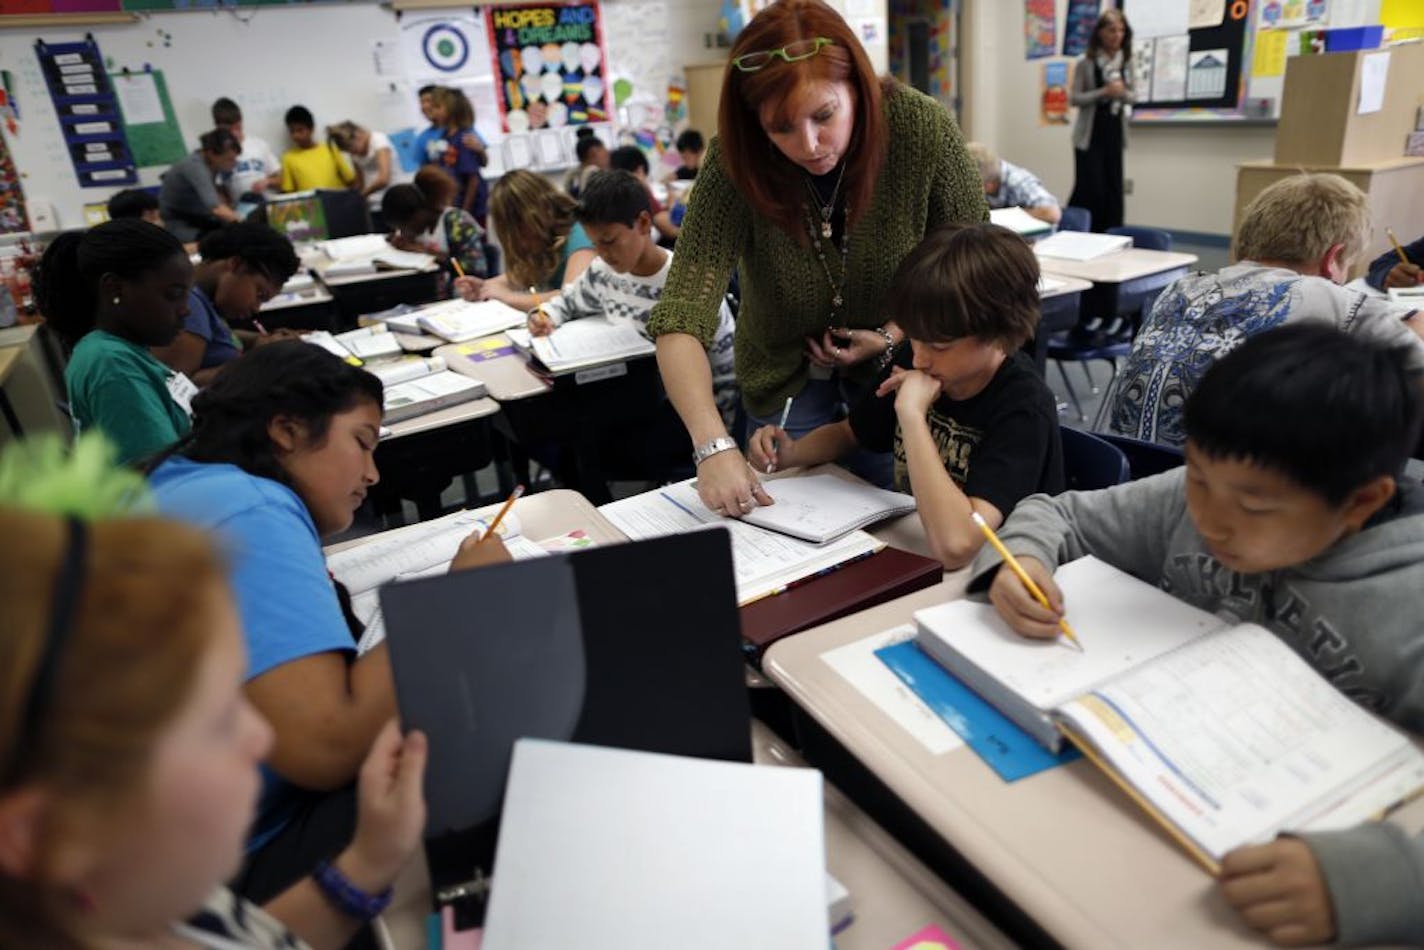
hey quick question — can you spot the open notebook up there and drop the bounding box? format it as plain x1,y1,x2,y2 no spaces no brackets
738,474,916,543
327,509,548,654
914,555,1424,870
301,324,403,363
408,298,527,343
601,479,884,605
518,317,656,374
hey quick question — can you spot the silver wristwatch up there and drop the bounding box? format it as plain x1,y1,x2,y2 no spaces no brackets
692,436,738,466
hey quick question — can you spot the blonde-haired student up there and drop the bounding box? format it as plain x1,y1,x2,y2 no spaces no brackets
1109,172,1424,449
454,169,596,312
748,224,1063,568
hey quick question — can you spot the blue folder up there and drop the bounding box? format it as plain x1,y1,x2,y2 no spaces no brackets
876,641,1078,782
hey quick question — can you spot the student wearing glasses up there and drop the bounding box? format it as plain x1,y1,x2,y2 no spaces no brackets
647,0,986,515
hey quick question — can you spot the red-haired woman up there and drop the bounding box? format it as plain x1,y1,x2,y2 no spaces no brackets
647,0,986,515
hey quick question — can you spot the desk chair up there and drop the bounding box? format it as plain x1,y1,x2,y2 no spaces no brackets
1096,431,1184,479
1050,226,1175,420
1061,426,1130,491
1059,205,1092,233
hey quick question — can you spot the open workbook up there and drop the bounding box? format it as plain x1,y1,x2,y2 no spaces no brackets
739,474,916,543
301,324,403,362
914,555,1424,869
367,356,488,423
513,317,656,374
600,479,885,605
327,509,549,655
398,297,527,343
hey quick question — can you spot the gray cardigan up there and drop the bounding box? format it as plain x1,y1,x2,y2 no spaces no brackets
1070,54,1137,152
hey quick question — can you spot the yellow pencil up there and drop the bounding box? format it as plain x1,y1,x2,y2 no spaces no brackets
1387,228,1413,268
479,485,525,545
451,257,467,278
971,512,1084,652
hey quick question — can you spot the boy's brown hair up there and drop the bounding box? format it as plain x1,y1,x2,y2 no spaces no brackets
1235,172,1370,269
889,223,1041,352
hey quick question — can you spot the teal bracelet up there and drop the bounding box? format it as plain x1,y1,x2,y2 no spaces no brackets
313,859,393,922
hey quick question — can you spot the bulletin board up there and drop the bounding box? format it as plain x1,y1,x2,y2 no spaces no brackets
1122,0,1258,121
1124,0,1394,124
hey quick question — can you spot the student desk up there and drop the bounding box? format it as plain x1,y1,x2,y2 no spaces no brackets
1038,248,1199,329
372,396,505,523
434,336,674,505
380,717,1014,950
314,263,442,330
761,585,1424,949
257,283,338,332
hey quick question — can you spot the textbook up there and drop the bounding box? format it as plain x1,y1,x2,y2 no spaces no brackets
738,474,916,543
914,555,1424,869
327,509,548,654
414,297,527,342
520,317,656,374
601,479,885,606
1032,230,1132,261
482,739,827,950
334,324,401,360
382,366,487,423
989,206,1053,237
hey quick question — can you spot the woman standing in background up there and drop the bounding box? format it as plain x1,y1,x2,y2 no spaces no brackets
1068,9,1134,232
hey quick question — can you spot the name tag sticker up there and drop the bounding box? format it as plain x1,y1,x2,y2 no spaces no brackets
167,372,199,415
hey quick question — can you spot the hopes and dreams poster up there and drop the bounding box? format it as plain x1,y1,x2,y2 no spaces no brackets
486,1,611,134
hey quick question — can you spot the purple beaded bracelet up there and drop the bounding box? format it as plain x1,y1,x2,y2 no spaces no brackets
312,860,394,922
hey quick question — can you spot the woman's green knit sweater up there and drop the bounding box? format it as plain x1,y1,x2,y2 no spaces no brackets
648,82,989,417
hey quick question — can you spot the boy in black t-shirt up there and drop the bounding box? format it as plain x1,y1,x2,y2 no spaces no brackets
748,223,1064,569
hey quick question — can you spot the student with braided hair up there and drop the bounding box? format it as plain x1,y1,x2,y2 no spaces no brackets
146,341,509,905
33,219,196,464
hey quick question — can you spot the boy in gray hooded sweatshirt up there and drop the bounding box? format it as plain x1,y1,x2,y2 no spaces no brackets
970,323,1424,947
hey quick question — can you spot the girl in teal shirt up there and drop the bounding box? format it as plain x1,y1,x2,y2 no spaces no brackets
35,219,195,464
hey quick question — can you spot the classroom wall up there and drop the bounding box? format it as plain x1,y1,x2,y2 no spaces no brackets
964,0,1277,238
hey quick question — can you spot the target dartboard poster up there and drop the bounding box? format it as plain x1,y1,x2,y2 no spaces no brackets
421,21,473,74
486,0,610,134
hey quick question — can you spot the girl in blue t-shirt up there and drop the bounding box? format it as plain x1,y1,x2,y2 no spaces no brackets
146,341,510,905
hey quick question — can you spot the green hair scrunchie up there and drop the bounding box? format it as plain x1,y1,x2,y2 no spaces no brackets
0,433,152,518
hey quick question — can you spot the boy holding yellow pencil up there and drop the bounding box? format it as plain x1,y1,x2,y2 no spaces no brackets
976,324,1424,947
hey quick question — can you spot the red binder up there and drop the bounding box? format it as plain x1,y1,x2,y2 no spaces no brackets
739,547,944,661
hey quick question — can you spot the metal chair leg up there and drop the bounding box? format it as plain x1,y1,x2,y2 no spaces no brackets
1055,361,1087,422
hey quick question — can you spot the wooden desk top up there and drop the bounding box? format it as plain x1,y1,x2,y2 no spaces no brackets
381,395,500,441
762,587,1424,949
1038,248,1198,284
435,337,551,402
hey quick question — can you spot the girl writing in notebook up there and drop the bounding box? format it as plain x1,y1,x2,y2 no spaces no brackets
453,169,596,312
144,342,509,906
34,219,196,466
150,221,303,386
646,0,987,516
0,437,427,949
